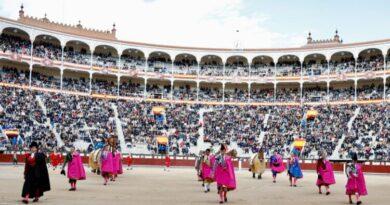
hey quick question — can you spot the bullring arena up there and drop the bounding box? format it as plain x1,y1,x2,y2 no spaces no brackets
0,1,390,205
1,164,390,205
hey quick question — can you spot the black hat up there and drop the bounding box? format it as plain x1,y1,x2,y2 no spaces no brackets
29,141,39,148
350,152,358,161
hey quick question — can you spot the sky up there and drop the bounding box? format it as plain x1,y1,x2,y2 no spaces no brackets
0,0,389,49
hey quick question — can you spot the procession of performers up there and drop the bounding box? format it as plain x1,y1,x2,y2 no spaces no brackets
18,139,370,204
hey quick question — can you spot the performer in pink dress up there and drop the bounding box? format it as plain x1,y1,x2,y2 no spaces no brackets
111,148,123,181
61,147,86,191
201,149,214,193
345,153,367,205
316,152,335,195
212,145,236,204
269,150,285,183
101,145,114,185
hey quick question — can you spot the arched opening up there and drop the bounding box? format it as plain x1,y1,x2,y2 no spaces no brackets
173,80,197,100
276,82,300,102
329,51,355,75
329,80,354,101
1,27,31,55
91,73,117,95
251,56,275,77
147,51,172,74
357,78,383,100
62,69,90,93
121,48,145,71
199,55,223,76
63,40,91,65
199,82,222,102
303,82,327,102
250,83,274,102
303,53,327,76
33,35,61,61
224,82,248,102
31,65,61,89
93,45,118,69
0,59,29,85
146,79,171,99
276,55,300,77
225,55,249,77
173,53,197,75
357,48,384,72
119,76,145,98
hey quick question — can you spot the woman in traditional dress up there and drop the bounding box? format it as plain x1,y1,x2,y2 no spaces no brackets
345,153,367,205
250,150,266,179
316,152,335,195
212,145,236,204
61,147,86,191
269,150,285,183
287,152,303,187
201,149,214,193
21,142,51,204
100,145,114,185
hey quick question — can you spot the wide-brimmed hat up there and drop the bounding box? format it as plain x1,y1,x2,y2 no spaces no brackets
29,141,39,148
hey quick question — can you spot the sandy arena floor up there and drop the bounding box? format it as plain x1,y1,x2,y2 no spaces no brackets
0,165,389,205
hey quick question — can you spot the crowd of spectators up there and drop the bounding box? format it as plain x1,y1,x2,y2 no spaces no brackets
93,53,118,68
276,64,301,77
0,66,29,85
340,104,389,160
356,56,384,72
0,83,389,160
33,42,62,61
172,85,197,101
250,88,274,102
0,87,56,152
63,48,90,65
329,61,355,75
250,65,274,77
199,65,223,76
357,84,383,100
0,33,31,55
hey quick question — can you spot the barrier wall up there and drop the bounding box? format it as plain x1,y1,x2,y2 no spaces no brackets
1,154,389,174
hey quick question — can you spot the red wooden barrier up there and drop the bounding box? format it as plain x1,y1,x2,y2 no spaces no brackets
1,154,389,174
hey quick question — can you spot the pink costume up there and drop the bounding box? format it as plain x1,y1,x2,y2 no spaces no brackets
101,151,114,175
345,163,367,196
270,154,285,173
67,152,86,180
316,160,335,186
214,155,236,191
114,151,123,175
201,155,214,182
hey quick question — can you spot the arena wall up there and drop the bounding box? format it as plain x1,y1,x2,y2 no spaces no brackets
1,154,389,174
